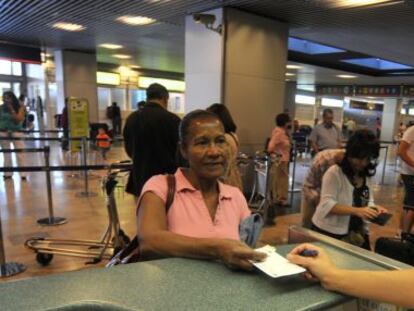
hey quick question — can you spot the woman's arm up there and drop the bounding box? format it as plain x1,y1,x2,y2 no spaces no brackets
8,105,25,123
137,192,265,270
288,244,414,308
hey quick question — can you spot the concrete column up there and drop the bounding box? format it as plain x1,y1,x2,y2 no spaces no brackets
382,98,399,141
284,81,297,119
55,50,98,122
185,8,289,153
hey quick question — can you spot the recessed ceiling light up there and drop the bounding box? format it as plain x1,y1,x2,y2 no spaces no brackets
285,79,291,82
130,65,141,69
99,43,123,49
116,15,156,26
113,54,131,59
286,65,303,69
52,22,85,32
336,74,357,79
286,72,296,76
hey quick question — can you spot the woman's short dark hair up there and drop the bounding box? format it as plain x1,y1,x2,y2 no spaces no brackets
146,83,169,101
2,91,20,113
206,103,237,133
340,129,380,179
275,113,291,127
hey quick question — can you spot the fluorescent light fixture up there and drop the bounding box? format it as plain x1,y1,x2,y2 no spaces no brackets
116,15,156,26
99,43,123,49
321,97,343,108
288,37,346,55
113,54,131,59
130,65,141,69
97,72,121,85
52,22,85,31
285,79,291,82
331,0,398,8
337,74,357,79
285,72,295,76
286,65,303,69
341,58,413,70
295,94,315,105
138,77,185,92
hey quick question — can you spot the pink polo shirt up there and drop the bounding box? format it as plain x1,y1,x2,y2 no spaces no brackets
138,168,251,240
267,126,291,162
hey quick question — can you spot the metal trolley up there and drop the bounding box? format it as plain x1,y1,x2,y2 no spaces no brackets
248,152,273,224
25,162,132,266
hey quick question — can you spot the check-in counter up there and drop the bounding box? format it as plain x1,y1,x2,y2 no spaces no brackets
0,226,410,311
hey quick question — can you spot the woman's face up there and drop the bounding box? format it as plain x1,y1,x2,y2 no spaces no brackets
348,157,369,173
181,117,228,180
3,94,12,105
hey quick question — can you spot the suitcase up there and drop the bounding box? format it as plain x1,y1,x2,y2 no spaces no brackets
375,237,414,266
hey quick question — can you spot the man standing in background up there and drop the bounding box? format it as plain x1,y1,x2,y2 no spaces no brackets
123,83,180,198
309,108,342,155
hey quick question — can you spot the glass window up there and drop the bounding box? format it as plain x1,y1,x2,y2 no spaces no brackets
0,60,12,75
110,88,126,110
13,83,20,97
0,82,12,104
130,89,146,110
98,87,110,109
12,62,22,76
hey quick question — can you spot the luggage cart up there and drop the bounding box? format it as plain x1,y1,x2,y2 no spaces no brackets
25,162,132,266
248,152,273,224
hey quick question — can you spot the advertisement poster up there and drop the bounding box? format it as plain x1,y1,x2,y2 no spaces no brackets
68,97,89,152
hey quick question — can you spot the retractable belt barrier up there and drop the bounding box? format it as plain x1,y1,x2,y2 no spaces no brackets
0,136,124,142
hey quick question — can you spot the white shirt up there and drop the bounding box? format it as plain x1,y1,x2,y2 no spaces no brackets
312,165,374,235
401,126,414,175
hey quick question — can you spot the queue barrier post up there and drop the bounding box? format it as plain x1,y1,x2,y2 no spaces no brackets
37,146,67,226
380,145,389,185
76,137,97,197
0,205,26,277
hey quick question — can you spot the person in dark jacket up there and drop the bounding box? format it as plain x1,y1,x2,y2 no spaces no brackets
123,83,180,197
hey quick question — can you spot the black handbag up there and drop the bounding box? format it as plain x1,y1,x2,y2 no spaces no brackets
106,174,176,267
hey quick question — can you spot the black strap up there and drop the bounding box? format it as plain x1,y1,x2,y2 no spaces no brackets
165,174,176,211
111,174,176,264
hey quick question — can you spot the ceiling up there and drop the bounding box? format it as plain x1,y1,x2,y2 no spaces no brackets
2,0,414,84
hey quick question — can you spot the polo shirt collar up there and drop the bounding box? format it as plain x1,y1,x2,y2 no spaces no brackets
175,168,232,200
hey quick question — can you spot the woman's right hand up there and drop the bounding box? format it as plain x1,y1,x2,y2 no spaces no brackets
287,244,341,290
355,207,379,220
217,240,267,271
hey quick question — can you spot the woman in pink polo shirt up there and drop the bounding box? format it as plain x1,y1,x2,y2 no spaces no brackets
267,113,292,207
136,110,265,270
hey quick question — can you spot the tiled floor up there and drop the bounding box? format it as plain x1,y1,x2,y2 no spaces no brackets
0,140,405,282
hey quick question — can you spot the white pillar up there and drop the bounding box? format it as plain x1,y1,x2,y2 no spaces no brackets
382,98,399,141
185,8,289,153
55,50,99,122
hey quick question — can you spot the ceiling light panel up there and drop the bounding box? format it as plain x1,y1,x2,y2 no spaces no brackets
113,54,131,59
336,74,357,78
52,22,85,31
116,15,156,26
286,65,303,69
324,0,397,8
99,43,123,49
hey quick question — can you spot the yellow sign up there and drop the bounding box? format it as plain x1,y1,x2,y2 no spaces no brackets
68,97,89,152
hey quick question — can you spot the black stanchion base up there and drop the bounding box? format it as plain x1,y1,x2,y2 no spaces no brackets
37,217,67,226
76,191,98,198
0,262,26,277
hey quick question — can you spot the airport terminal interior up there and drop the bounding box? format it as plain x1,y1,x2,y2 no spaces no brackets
2,0,414,310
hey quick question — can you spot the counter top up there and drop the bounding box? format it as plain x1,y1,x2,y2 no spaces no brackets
0,244,396,311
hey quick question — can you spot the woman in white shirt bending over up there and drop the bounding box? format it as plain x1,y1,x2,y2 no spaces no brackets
311,129,388,249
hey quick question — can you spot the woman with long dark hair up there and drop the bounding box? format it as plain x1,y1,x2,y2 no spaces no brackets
311,129,388,249
206,103,242,190
0,91,27,180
